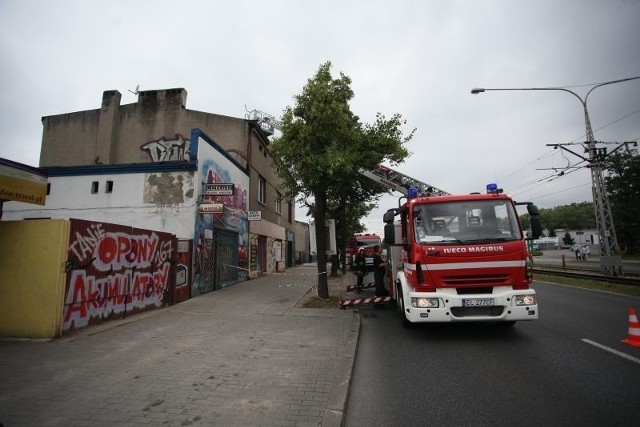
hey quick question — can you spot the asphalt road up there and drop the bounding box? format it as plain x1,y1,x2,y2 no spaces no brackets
345,282,640,427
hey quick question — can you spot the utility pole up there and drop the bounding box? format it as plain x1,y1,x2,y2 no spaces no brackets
546,140,637,275
471,76,640,276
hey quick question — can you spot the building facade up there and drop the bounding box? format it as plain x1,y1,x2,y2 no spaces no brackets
4,88,299,290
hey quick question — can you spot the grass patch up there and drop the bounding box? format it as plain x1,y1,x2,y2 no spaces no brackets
534,273,640,297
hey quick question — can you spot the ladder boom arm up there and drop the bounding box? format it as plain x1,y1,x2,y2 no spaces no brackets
359,165,450,197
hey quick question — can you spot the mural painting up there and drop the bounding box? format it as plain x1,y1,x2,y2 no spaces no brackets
193,155,249,295
63,219,176,332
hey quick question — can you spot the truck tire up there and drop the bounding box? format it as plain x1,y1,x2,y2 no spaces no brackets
396,283,413,329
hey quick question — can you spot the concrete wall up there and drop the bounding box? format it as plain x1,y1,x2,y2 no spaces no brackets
294,220,310,263
40,89,249,169
37,88,296,255
0,220,69,339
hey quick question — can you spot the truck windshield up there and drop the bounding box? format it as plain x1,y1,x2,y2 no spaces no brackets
413,200,523,244
356,239,380,247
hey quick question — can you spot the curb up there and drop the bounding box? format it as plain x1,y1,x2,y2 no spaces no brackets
323,310,361,427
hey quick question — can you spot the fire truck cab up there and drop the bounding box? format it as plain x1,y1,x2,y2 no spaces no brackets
384,184,542,327
346,233,381,267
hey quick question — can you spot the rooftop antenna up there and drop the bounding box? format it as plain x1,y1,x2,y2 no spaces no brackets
128,84,140,95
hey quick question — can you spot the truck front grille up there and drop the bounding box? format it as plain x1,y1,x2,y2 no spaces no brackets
442,274,509,286
450,306,505,317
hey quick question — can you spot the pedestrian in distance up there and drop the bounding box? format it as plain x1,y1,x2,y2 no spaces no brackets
372,245,389,298
580,244,589,261
353,248,366,293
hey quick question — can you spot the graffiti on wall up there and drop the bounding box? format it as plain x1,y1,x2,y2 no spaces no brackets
63,219,176,332
141,134,190,162
174,240,192,304
193,156,249,295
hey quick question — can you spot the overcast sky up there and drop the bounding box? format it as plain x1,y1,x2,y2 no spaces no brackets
1,0,639,234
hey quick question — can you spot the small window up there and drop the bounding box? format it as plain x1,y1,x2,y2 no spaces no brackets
106,181,113,193
91,181,99,194
276,191,282,215
258,175,266,204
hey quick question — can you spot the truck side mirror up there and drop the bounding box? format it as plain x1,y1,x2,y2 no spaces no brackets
384,222,396,245
383,209,396,223
529,216,542,240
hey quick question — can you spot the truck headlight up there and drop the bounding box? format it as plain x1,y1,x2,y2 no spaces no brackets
515,295,536,306
411,297,439,308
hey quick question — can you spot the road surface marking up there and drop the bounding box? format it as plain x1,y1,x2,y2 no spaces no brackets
581,339,640,365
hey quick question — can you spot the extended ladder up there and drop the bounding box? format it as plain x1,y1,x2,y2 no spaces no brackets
360,164,450,197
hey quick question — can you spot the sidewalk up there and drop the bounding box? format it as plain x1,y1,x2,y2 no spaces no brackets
0,264,359,427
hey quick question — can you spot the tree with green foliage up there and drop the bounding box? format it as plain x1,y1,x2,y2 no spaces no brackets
562,231,575,247
520,201,596,236
269,61,412,298
540,202,595,231
603,147,640,253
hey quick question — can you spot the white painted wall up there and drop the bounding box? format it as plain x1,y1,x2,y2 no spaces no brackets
2,172,197,239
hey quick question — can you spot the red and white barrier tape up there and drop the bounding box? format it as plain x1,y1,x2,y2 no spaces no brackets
340,296,392,306
345,283,375,291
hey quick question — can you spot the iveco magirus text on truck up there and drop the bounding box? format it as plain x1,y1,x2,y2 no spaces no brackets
382,182,542,327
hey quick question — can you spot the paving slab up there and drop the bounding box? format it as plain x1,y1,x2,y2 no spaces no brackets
0,264,359,427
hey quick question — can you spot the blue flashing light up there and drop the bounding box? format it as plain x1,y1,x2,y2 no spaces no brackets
408,187,419,199
486,183,498,194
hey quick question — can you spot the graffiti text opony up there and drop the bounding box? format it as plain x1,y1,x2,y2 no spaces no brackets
93,232,171,272
64,219,176,332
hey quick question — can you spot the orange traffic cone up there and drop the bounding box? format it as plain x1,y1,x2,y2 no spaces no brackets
622,308,640,347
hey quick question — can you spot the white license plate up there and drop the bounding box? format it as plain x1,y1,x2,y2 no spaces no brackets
462,298,495,307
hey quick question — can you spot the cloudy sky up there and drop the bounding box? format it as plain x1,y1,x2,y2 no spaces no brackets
1,0,639,234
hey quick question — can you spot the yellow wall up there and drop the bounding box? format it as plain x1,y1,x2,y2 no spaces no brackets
0,219,69,339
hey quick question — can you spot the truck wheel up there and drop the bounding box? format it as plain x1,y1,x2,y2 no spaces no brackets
396,284,413,329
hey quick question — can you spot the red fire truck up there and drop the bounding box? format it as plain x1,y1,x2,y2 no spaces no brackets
345,233,381,267
361,165,542,327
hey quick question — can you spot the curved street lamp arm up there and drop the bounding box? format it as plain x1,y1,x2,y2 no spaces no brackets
585,76,640,103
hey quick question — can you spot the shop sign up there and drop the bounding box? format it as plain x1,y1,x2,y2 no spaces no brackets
204,183,234,196
248,211,262,221
198,202,224,213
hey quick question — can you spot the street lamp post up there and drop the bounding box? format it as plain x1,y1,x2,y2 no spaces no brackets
471,76,640,276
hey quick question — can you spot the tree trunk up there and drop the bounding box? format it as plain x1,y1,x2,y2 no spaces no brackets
336,201,347,275
314,190,329,299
